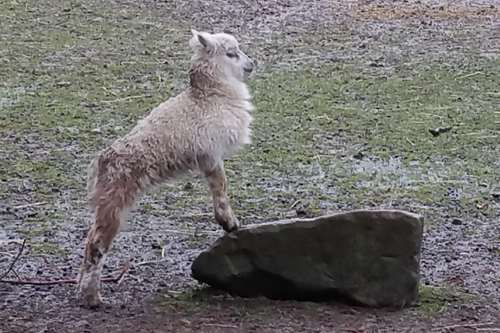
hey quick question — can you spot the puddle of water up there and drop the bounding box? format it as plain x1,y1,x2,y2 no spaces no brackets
350,156,446,188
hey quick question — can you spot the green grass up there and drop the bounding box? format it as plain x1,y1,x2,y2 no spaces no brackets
412,284,476,315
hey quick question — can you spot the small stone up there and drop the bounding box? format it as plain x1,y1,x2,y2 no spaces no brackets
192,209,423,308
295,208,307,216
451,218,462,225
429,126,452,137
56,81,71,87
353,152,364,160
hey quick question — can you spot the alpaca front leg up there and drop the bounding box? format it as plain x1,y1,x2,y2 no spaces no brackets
203,163,240,232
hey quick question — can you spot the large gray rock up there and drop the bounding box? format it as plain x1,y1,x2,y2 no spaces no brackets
191,209,424,308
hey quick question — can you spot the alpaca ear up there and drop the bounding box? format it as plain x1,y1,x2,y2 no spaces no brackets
197,34,210,49
191,29,214,52
191,29,200,39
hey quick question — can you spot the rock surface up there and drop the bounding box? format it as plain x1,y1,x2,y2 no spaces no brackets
191,210,424,308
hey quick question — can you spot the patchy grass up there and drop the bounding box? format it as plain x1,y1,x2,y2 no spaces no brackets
413,284,476,315
156,283,477,317
1,0,500,326
2,0,499,224
258,60,498,217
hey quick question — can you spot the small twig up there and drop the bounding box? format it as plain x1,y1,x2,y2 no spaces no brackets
0,240,25,245
124,227,219,236
477,135,498,139
102,94,151,104
134,259,167,267
202,324,239,329
287,55,318,62
114,262,131,286
102,86,118,97
11,202,47,210
432,322,493,331
454,71,483,81
0,239,26,280
12,269,22,281
409,204,442,211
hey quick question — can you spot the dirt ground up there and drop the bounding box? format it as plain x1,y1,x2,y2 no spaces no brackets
1,0,500,331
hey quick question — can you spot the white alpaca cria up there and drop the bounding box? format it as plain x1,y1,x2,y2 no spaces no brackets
76,29,256,309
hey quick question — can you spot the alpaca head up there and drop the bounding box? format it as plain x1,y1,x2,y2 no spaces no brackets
189,29,255,82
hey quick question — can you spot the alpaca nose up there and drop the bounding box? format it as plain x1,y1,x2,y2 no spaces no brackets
244,66,253,74
244,60,255,74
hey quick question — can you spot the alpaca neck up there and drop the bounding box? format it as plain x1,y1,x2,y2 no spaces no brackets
188,61,249,101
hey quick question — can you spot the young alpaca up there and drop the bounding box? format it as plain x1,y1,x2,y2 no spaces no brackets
76,29,255,309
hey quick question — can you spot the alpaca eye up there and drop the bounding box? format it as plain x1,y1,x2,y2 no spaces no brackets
226,52,238,59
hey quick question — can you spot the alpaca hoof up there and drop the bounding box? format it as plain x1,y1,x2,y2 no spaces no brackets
82,292,103,309
223,216,241,233
215,209,240,233
224,222,239,233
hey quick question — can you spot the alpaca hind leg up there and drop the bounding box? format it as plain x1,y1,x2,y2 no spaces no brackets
77,201,122,308
202,161,240,232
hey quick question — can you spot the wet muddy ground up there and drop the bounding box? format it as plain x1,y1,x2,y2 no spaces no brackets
1,0,500,331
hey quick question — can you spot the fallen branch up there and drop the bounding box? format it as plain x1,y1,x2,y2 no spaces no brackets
1,235,133,287
0,239,26,280
0,278,77,285
0,262,131,286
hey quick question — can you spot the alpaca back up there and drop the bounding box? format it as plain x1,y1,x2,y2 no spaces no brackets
88,29,255,193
